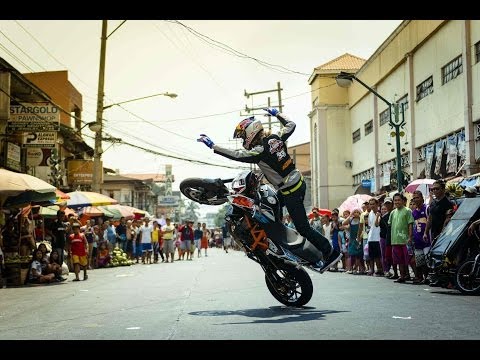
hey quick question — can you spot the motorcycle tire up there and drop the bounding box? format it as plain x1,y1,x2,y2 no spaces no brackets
180,178,228,206
265,263,313,307
454,259,480,295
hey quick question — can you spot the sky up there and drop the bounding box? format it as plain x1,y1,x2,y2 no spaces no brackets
0,20,402,207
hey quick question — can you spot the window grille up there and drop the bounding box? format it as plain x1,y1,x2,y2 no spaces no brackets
365,120,373,136
475,41,480,64
418,146,425,162
401,153,410,168
416,76,433,102
442,55,463,85
397,94,409,112
475,122,480,140
352,128,361,143
379,108,390,126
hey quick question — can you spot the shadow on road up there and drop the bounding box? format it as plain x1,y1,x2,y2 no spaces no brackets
429,290,466,296
189,306,348,325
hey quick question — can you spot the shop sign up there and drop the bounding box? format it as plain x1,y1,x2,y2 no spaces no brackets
6,142,21,171
22,132,56,148
361,179,371,188
26,148,44,166
8,103,60,132
158,195,179,206
67,160,94,184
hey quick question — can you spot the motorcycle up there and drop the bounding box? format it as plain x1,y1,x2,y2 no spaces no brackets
180,170,328,307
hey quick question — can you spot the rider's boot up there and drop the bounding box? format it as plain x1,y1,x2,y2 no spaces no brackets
312,248,342,274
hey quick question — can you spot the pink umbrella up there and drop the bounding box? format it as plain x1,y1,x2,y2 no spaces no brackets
404,179,435,193
338,194,372,214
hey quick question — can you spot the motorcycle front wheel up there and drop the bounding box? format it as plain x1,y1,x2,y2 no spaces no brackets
180,178,228,205
265,263,313,307
455,259,480,295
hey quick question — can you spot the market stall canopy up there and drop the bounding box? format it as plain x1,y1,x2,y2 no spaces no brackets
99,204,135,220
78,206,105,217
66,191,118,208
38,205,77,218
55,189,70,201
0,168,56,195
0,168,57,208
2,191,57,208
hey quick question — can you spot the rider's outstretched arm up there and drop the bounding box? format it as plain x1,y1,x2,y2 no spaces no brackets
264,108,295,142
197,134,263,163
213,144,263,164
275,112,296,142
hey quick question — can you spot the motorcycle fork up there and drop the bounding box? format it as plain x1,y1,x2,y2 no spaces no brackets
242,217,293,288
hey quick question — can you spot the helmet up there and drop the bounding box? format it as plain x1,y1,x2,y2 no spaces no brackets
231,170,259,197
233,116,264,150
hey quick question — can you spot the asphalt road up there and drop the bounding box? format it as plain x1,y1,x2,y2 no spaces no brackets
1,247,479,340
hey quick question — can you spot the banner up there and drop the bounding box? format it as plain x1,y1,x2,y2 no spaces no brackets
434,139,445,176
425,143,435,179
446,134,458,174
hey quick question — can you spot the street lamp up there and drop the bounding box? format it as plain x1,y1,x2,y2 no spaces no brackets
78,121,102,133
335,71,406,192
102,92,178,110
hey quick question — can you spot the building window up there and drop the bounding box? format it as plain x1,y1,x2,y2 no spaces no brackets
401,153,410,168
442,55,463,85
364,120,373,136
476,122,480,140
416,76,433,102
418,146,425,162
379,108,390,126
352,128,361,143
397,94,409,112
475,41,480,64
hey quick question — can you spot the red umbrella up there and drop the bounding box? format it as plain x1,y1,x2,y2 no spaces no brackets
307,208,332,219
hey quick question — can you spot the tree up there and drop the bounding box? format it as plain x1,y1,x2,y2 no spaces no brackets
183,200,200,223
214,204,229,227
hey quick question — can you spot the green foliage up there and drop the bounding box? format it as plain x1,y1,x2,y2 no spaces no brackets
214,204,229,227
183,200,200,222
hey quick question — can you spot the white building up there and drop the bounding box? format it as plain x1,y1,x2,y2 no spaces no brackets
309,20,480,209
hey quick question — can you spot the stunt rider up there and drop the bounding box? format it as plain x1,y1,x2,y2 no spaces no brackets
197,108,342,273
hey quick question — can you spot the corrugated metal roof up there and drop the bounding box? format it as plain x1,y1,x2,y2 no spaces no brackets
314,53,366,71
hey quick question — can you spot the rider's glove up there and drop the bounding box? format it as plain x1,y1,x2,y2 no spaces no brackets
197,134,215,149
263,108,279,117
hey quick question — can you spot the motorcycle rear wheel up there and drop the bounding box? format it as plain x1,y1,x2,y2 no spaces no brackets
455,260,480,295
265,263,313,307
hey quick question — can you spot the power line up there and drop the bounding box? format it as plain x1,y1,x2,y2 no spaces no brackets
0,29,47,71
167,20,310,76
13,20,99,102
114,82,337,124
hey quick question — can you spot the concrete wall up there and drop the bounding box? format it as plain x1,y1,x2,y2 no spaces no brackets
470,21,480,122
414,20,465,147
23,71,83,128
350,92,375,175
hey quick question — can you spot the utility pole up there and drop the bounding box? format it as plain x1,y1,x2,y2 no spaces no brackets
244,81,283,133
92,20,107,193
